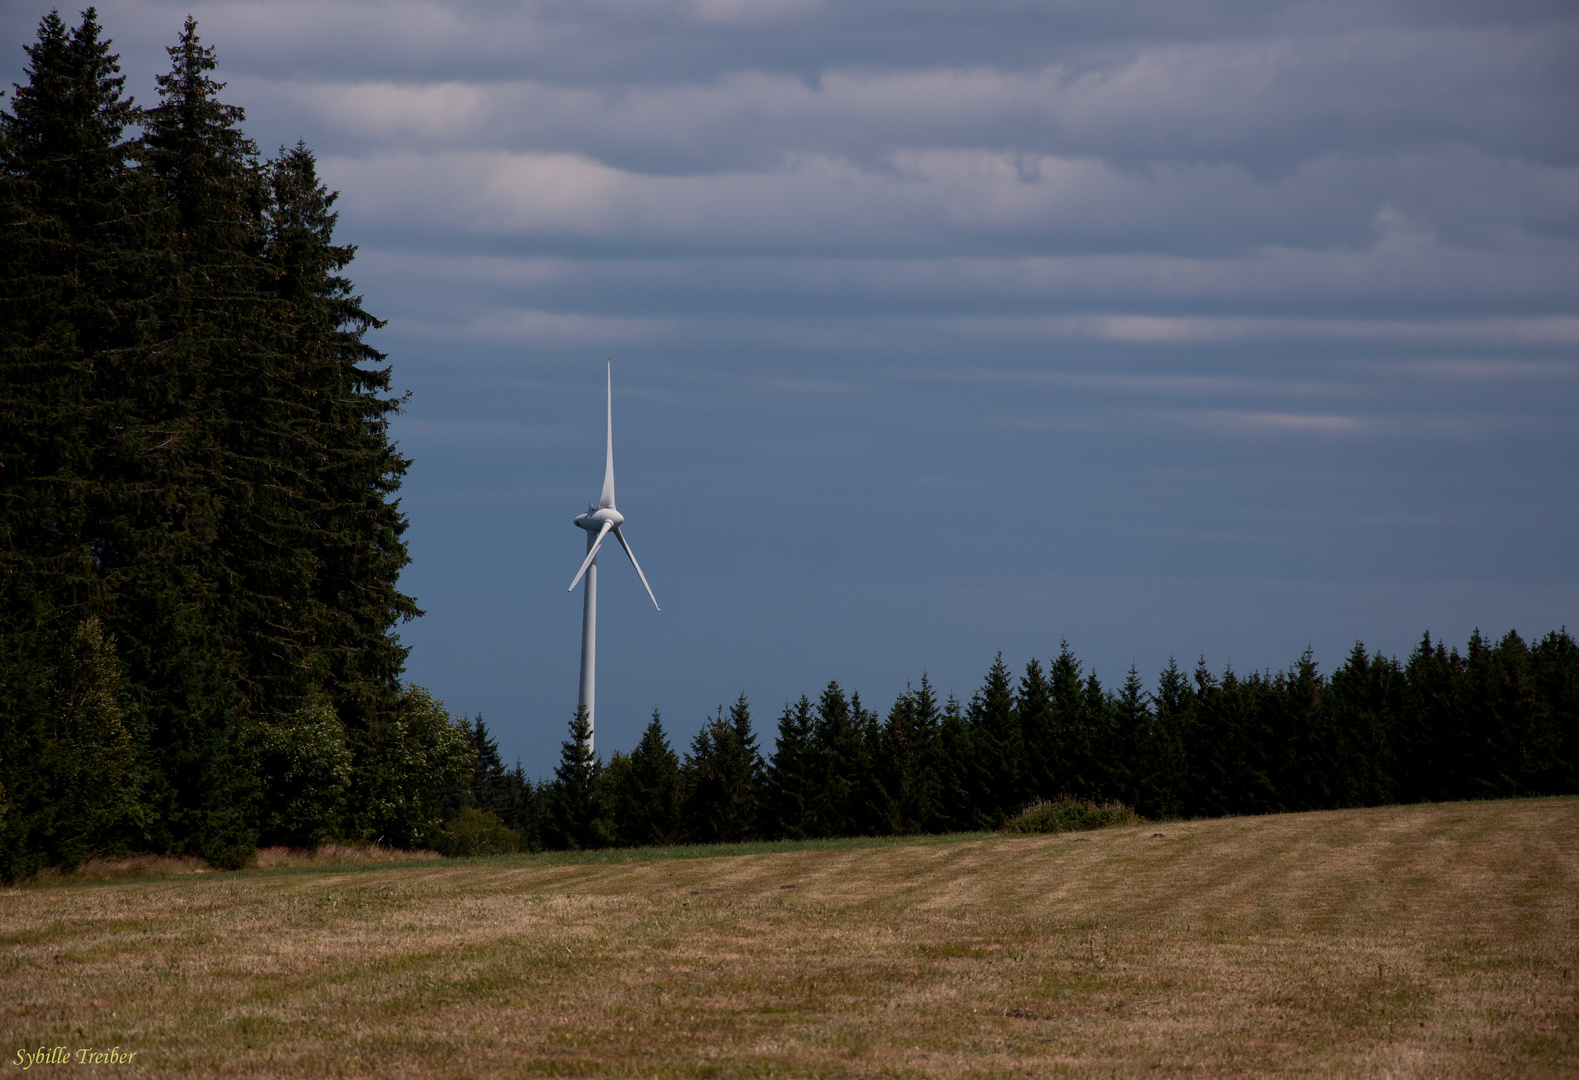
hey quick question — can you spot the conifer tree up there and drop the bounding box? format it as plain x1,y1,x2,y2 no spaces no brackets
1464,631,1553,797
0,8,143,638
1084,668,1126,802
1047,642,1087,795
1329,643,1401,808
257,141,416,740
1109,665,1158,813
933,692,975,831
609,709,681,846
546,705,604,850
967,653,1020,825
808,681,866,836
767,696,815,839
1152,658,1195,815
880,676,942,834
465,715,509,811
681,702,760,843
729,693,768,801
0,617,136,879
1530,629,1579,794
104,16,265,866
1015,659,1054,804
0,8,150,879
1400,632,1458,802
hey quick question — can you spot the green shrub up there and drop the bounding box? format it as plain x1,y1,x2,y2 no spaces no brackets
258,698,352,849
348,685,474,849
1001,797,1142,835
441,806,521,856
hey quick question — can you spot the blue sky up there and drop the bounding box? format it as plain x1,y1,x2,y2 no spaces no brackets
6,0,1576,773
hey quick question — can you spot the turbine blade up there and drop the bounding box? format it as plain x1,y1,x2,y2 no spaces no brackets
613,526,660,611
598,363,616,509
567,520,613,592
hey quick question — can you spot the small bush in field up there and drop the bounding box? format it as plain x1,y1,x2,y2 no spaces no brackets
1002,797,1142,835
441,807,521,856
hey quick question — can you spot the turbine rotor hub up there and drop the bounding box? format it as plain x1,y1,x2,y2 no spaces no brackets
573,506,623,530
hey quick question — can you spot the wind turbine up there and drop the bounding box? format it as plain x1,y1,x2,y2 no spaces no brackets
567,364,660,751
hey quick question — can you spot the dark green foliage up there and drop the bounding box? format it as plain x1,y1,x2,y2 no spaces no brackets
605,709,681,846
1048,642,1098,801
748,628,1579,850
1118,664,1177,819
1531,629,1579,794
465,715,508,815
0,12,419,877
345,685,471,850
0,617,137,880
255,141,416,737
966,654,1020,827
933,693,975,832
256,696,351,849
459,714,542,849
681,697,763,843
806,681,870,837
440,806,520,857
545,705,605,851
1015,660,1054,805
766,696,816,839
880,676,942,834
1326,644,1401,808
0,9,149,879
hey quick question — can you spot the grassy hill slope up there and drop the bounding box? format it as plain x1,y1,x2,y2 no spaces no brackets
4,798,1576,1077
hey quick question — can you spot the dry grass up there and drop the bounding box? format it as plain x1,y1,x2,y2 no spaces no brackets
3,798,1575,1077
21,843,441,887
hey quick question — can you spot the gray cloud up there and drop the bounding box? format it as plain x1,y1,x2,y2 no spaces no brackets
6,0,1573,767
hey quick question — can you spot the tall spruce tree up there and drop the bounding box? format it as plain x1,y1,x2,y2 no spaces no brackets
107,16,265,866
681,702,760,843
967,653,1020,825
257,142,416,740
546,705,604,850
1110,665,1159,814
933,692,975,831
1015,659,1054,805
1152,658,1195,815
729,693,768,802
880,676,942,834
808,681,866,836
1400,632,1460,802
0,9,149,879
767,696,815,839
1047,642,1087,796
1329,643,1401,808
1530,629,1579,794
608,709,681,846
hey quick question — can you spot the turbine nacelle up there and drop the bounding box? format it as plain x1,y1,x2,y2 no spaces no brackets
573,506,624,531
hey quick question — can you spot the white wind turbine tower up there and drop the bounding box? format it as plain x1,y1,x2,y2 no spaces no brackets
566,364,660,752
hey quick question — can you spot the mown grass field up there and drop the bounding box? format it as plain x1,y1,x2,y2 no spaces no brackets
3,798,1576,1078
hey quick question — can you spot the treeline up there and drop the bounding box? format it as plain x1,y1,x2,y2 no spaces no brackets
0,11,442,879
470,628,1579,852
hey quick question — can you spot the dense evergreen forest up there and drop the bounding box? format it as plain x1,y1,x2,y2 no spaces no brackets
482,628,1579,854
2,12,1575,877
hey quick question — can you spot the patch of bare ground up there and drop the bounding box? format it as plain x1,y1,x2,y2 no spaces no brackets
2,799,1575,1077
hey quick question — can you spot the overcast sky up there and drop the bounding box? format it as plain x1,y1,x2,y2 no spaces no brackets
6,0,1576,772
